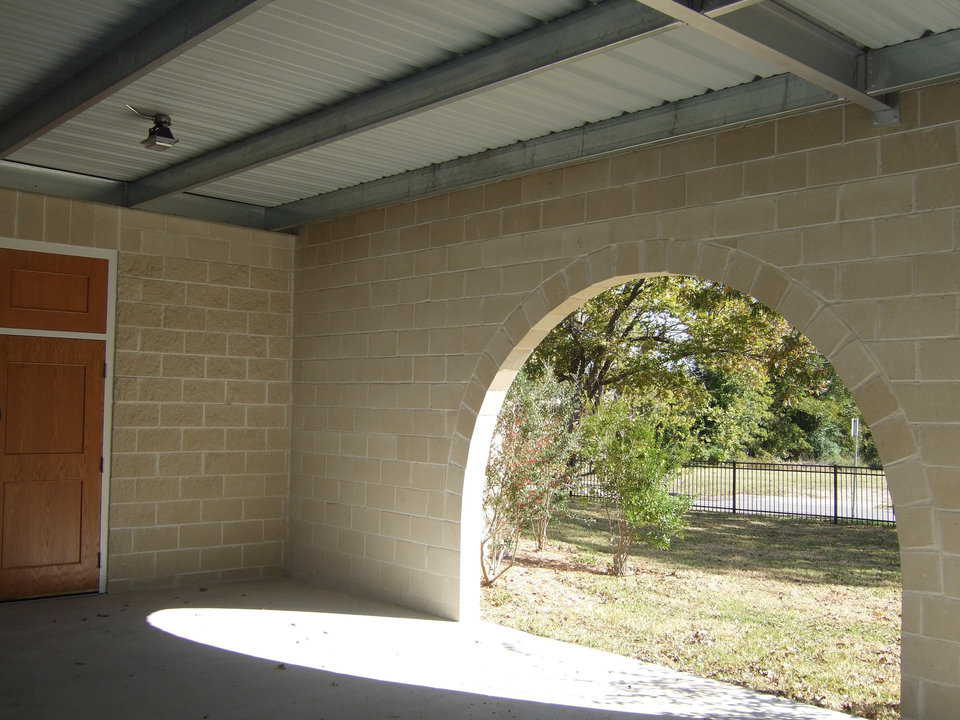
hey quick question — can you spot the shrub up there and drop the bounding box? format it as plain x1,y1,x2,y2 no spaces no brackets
481,370,577,585
580,398,691,575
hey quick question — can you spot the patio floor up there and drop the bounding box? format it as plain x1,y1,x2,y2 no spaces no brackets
0,578,859,720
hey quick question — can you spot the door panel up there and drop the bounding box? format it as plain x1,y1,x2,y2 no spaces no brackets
5,362,86,454
0,249,108,333
10,269,90,313
0,336,104,600
3,480,82,568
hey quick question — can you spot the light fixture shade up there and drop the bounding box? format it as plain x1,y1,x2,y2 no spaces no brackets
142,121,178,150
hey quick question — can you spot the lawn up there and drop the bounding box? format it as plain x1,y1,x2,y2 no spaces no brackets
480,505,901,720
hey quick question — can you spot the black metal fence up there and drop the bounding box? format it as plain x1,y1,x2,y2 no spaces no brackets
572,460,895,525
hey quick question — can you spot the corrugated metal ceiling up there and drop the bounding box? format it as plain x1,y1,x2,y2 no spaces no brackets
3,0,960,214
0,0,170,109
197,26,782,206
781,0,960,48
9,0,586,181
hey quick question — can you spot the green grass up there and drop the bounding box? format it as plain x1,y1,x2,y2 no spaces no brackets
481,506,901,720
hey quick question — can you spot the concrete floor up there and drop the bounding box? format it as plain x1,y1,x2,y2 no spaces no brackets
0,578,859,720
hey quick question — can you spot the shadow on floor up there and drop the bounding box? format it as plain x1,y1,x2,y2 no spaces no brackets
1,578,856,720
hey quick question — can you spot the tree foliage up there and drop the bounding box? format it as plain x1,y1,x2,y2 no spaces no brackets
525,276,876,465
481,369,577,586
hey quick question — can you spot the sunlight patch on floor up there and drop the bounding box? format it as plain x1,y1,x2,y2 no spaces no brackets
148,607,856,720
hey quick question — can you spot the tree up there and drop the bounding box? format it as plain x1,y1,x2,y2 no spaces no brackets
481,370,577,586
526,276,875,465
580,397,691,575
526,277,786,456
757,340,879,465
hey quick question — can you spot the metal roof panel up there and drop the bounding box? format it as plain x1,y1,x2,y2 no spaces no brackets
195,25,782,206
0,0,167,109
9,0,586,180
782,0,960,48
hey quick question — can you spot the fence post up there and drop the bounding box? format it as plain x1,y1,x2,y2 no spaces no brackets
832,465,838,524
731,460,737,515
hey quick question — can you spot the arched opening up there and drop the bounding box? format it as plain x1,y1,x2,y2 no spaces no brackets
455,241,914,717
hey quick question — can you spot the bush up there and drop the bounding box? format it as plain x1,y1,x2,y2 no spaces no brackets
580,398,691,575
481,370,577,585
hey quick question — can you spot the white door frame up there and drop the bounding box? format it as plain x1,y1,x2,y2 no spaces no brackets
0,236,118,593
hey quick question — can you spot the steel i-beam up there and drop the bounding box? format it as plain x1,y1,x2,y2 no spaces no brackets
637,0,900,125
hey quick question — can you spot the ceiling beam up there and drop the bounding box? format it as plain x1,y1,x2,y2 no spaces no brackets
264,75,834,229
868,27,960,91
0,0,272,157
264,27,960,230
123,0,761,208
637,0,899,123
0,161,272,230
5,19,955,232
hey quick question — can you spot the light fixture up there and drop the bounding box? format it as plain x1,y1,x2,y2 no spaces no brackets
142,113,178,150
125,105,179,151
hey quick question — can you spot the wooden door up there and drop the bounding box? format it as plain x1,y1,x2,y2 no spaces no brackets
0,335,104,600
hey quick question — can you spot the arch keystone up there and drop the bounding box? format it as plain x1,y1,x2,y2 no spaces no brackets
614,241,643,277
666,239,699,275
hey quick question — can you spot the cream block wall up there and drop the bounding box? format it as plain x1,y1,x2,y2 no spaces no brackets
0,190,293,590
293,79,960,720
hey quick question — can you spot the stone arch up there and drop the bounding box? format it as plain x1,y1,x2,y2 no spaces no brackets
449,235,921,691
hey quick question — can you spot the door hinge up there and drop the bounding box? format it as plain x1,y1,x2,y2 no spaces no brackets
99,457,104,473
103,362,107,378
97,552,101,568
